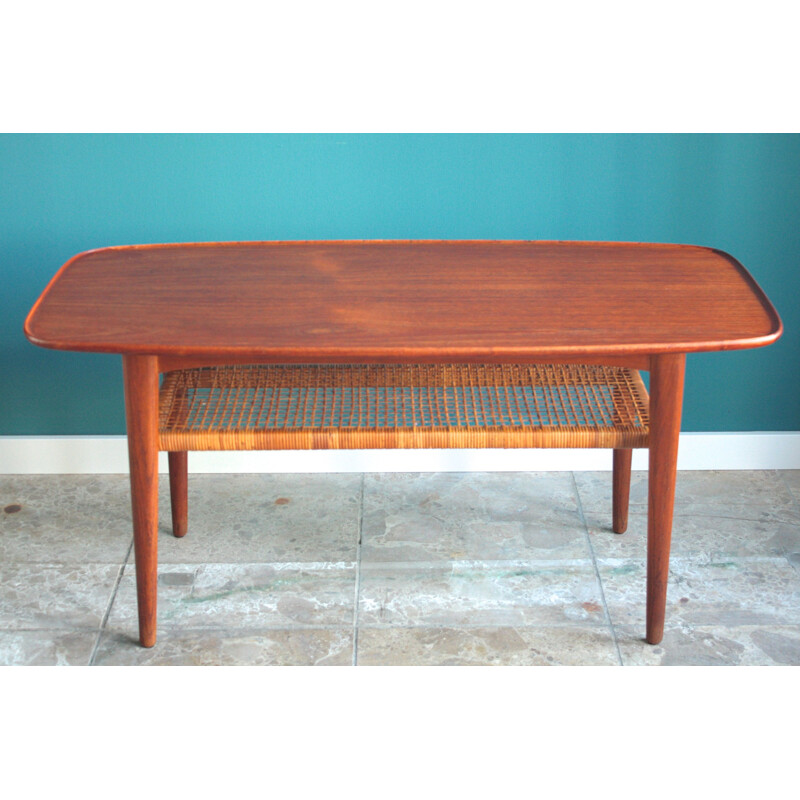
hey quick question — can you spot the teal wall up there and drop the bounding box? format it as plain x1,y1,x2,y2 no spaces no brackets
1,134,798,434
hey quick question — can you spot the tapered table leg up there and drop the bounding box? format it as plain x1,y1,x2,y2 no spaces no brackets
646,353,685,644
612,448,632,533
123,355,160,648
168,452,188,538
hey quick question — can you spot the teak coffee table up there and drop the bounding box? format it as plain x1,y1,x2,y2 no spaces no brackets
24,241,782,648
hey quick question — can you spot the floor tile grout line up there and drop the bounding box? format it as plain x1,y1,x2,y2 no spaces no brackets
572,471,624,666
88,537,133,666
132,622,620,632
352,473,365,666
10,620,800,635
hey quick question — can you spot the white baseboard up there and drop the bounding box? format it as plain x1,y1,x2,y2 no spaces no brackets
0,433,798,474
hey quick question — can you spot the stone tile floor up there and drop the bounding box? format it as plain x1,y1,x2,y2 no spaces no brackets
1,470,799,666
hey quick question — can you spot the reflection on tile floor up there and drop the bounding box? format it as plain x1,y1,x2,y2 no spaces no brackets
1,471,799,666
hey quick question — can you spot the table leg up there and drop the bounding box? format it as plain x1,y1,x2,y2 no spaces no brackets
646,353,685,644
612,448,632,533
168,452,188,538
123,355,160,648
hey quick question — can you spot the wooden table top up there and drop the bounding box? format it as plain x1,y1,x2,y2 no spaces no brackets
25,241,782,362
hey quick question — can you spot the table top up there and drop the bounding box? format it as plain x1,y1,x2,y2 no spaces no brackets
25,240,782,362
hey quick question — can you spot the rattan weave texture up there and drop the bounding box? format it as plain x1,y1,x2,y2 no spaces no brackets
158,363,650,451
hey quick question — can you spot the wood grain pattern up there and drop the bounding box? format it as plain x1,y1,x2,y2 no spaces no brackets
157,352,653,374
168,451,188,538
123,355,160,648
25,241,782,361
646,353,685,645
612,448,632,534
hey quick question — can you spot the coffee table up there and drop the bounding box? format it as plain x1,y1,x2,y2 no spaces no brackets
25,241,782,648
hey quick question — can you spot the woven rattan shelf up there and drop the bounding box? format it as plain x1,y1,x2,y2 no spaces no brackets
158,363,650,451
